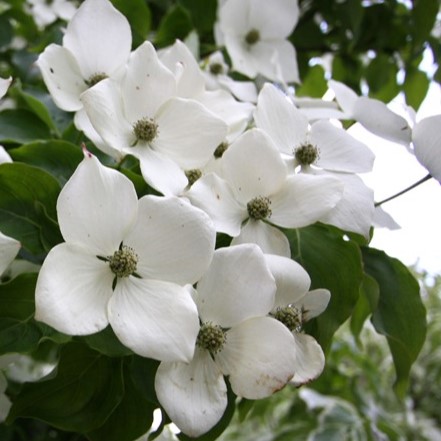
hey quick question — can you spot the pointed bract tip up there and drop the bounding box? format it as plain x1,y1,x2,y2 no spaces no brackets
81,143,93,158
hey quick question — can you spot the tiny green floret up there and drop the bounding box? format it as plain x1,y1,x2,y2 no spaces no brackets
196,322,226,354
85,72,108,87
214,141,229,158
185,169,202,186
247,196,272,220
108,245,138,278
133,117,158,144
294,143,320,166
273,306,302,332
245,29,260,45
210,62,224,75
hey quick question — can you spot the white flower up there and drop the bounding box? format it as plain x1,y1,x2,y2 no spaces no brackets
159,40,255,143
255,83,375,174
187,128,343,256
254,83,375,238
81,41,228,195
412,114,441,182
0,372,11,423
0,77,12,100
216,0,300,83
0,78,13,163
26,0,77,28
37,0,131,112
0,231,20,276
155,244,296,437
265,254,330,386
35,151,216,362
317,171,375,238
202,50,258,103
372,206,401,230
0,147,12,164
328,80,412,147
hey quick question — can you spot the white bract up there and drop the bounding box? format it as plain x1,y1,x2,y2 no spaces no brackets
265,254,330,386
412,114,441,183
0,231,21,277
0,77,13,163
35,151,216,362
254,83,375,238
0,373,11,423
0,77,12,100
328,80,412,147
187,128,344,256
202,50,258,103
155,244,297,437
0,147,12,164
216,0,300,83
255,84,375,174
26,0,77,28
37,0,131,112
159,40,255,143
81,41,228,195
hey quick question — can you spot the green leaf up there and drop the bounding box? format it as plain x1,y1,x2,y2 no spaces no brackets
295,65,327,98
11,49,42,84
154,4,193,48
0,162,62,256
179,0,217,36
0,319,42,355
365,54,400,102
0,273,44,355
36,322,72,345
403,68,430,110
130,356,160,406
0,109,51,144
350,273,379,345
0,272,36,320
10,84,73,136
362,247,427,397
0,14,13,50
412,0,439,46
7,342,125,432
9,84,56,134
9,140,83,186
111,0,151,47
0,276,39,355
82,326,134,358
339,0,364,38
332,56,362,93
87,362,156,441
286,224,363,351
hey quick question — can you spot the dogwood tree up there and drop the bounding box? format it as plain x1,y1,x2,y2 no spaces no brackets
0,0,438,440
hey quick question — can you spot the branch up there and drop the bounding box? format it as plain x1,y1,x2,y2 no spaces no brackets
374,174,433,207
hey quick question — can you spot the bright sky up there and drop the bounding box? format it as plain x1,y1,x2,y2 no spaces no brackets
352,82,441,275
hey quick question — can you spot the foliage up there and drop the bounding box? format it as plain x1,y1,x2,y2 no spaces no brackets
0,0,438,440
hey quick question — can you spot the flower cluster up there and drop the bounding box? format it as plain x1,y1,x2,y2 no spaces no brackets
31,0,341,434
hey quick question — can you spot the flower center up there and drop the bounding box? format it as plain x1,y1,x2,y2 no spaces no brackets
108,245,138,278
245,29,260,45
213,141,229,158
247,196,272,220
85,72,108,88
132,118,158,144
210,62,224,75
294,143,320,166
196,322,226,354
185,169,202,186
273,306,302,332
